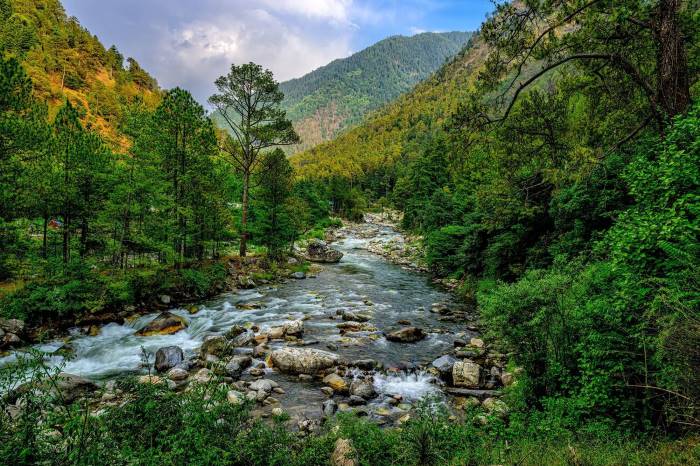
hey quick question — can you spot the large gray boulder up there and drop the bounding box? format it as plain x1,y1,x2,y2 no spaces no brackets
349,378,376,400
270,347,339,375
154,346,184,373
225,355,252,378
431,355,457,376
306,240,343,263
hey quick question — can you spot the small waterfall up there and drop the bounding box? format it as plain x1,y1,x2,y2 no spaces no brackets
373,371,440,402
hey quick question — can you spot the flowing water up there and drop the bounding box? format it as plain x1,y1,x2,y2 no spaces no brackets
1,223,474,419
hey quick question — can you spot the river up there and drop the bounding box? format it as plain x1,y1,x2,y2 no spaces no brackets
2,220,477,421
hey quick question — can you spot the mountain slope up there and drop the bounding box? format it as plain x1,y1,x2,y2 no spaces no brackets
1,0,160,149
279,31,473,153
290,33,487,179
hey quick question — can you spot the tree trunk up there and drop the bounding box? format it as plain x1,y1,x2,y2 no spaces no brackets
655,0,690,118
240,171,250,257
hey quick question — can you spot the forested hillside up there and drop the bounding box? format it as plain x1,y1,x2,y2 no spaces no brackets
277,31,472,153
0,0,160,149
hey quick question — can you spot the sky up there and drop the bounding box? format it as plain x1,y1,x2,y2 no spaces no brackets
62,0,496,105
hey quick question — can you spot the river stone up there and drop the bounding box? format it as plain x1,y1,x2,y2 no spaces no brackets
227,390,244,405
237,275,256,289
270,347,339,375
453,360,481,388
322,399,338,418
306,239,343,263
159,294,171,304
331,438,356,466
349,379,376,399
501,371,515,387
200,335,230,357
53,373,98,404
252,344,267,358
323,373,348,393
0,318,25,335
385,327,425,343
225,325,246,339
431,355,457,376
136,312,187,336
469,338,485,348
268,326,285,339
483,397,509,417
154,346,184,372
352,359,377,370
249,378,278,394
231,330,255,347
291,271,306,279
167,368,189,381
225,355,252,378
283,320,304,337
348,395,366,406
192,368,212,384
342,311,370,323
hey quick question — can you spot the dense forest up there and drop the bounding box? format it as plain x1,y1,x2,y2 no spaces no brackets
271,31,471,154
1,0,699,464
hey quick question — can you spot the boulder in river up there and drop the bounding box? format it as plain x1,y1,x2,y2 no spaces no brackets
385,327,425,343
136,312,187,336
342,311,370,322
322,399,338,418
349,378,376,400
283,320,304,337
231,330,255,347
306,240,343,263
270,347,339,375
431,355,457,376
200,335,231,357
154,346,184,372
225,355,252,378
323,373,348,393
453,360,481,388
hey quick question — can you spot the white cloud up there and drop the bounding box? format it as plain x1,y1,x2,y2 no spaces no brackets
260,0,354,23
162,3,354,103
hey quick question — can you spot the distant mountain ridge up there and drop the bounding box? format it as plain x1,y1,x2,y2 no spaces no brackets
278,31,473,153
290,33,488,179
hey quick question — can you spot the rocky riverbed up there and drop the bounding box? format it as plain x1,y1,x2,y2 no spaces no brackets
0,214,516,431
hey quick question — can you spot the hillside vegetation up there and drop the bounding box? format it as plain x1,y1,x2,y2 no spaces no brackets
277,31,472,153
0,0,160,149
